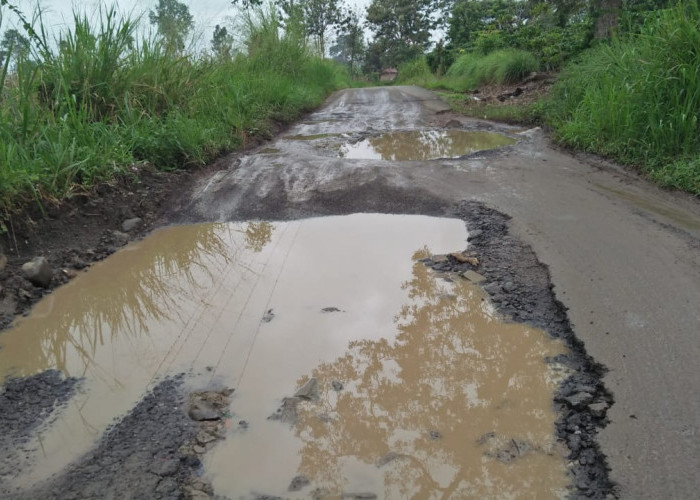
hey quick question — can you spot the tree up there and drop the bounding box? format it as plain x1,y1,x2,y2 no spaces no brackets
330,8,365,76
0,29,30,69
365,0,434,68
302,0,342,56
149,0,194,54
211,24,234,58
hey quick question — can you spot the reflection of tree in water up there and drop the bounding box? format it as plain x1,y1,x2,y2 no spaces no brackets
367,130,513,161
293,249,567,497
242,221,274,252
0,222,275,379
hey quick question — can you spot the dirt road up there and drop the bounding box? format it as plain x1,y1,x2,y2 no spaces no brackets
183,86,700,498
1,86,699,498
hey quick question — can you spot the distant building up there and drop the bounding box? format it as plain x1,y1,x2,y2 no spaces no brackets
380,68,398,82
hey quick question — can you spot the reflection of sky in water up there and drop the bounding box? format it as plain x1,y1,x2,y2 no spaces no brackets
340,130,515,161
290,250,568,498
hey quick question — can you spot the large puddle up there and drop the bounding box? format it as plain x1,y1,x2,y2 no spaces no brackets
339,130,516,161
0,214,568,496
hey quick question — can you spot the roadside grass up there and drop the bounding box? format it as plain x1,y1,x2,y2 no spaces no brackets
547,1,700,195
0,6,349,215
437,91,545,126
398,50,540,93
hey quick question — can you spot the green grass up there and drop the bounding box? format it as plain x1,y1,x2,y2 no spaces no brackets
398,49,540,93
438,91,544,126
547,1,700,195
0,5,349,213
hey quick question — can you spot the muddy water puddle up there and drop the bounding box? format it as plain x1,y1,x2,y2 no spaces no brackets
339,130,516,161
0,214,569,496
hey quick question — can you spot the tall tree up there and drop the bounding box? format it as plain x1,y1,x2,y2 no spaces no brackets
365,0,434,68
330,8,364,75
0,29,30,69
211,24,234,57
302,0,342,56
149,0,194,54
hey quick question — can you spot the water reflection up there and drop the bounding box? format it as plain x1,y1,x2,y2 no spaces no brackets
0,222,275,379
339,130,516,161
291,250,567,498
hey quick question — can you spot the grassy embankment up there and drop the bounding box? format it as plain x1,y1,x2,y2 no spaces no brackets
399,2,700,195
548,2,700,194
0,7,350,217
397,49,543,124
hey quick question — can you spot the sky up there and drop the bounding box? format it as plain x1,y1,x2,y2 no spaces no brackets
1,0,373,50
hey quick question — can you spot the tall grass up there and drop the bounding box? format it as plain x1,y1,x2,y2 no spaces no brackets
446,50,539,88
397,49,540,93
0,5,348,213
547,1,700,194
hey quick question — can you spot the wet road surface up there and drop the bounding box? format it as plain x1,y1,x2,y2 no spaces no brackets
185,86,700,498
2,86,700,498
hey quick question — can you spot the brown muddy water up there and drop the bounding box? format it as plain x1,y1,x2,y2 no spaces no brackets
0,214,569,497
339,130,516,161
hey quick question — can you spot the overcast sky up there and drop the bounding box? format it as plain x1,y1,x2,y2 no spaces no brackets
2,0,373,49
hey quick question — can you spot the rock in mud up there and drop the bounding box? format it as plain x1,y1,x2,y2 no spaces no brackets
262,308,275,323
467,229,483,241
188,401,221,421
321,307,342,313
21,256,53,288
331,380,344,391
112,230,130,246
121,217,142,232
195,430,218,445
445,119,461,128
376,452,399,467
288,475,310,491
295,378,319,401
269,397,300,424
461,270,486,284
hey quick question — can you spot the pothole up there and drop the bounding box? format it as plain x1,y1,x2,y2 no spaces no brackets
0,214,568,497
339,130,516,160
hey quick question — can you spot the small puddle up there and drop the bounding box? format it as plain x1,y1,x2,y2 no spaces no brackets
284,133,342,141
339,130,516,161
258,148,281,154
0,214,568,496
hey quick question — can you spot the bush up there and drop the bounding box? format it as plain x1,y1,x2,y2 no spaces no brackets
447,49,540,87
547,1,700,194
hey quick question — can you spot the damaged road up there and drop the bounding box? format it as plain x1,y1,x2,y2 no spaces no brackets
1,86,699,498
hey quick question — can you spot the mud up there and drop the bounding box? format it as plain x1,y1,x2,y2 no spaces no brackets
0,371,79,491
339,130,515,161
446,201,615,498
0,85,620,499
9,376,202,500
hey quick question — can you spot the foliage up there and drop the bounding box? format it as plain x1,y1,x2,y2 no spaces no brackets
0,5,349,212
365,0,435,69
447,49,539,86
0,28,30,68
330,8,364,76
302,0,341,56
448,0,593,70
148,0,193,54
211,24,234,58
547,1,700,195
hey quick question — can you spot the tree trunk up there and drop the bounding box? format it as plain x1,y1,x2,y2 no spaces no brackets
595,0,623,39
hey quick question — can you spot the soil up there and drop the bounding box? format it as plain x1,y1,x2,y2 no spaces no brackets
0,371,79,491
